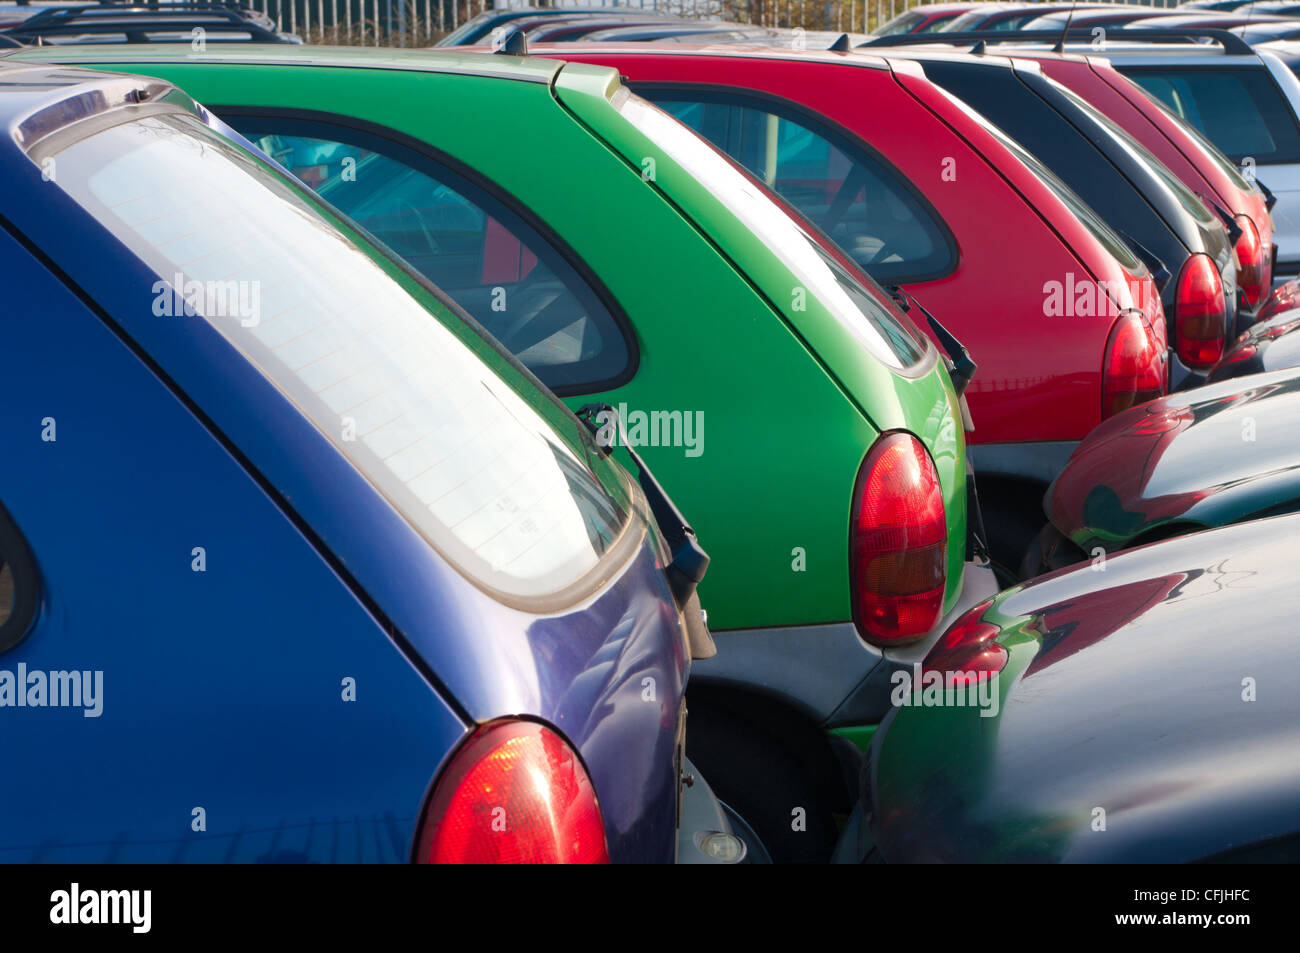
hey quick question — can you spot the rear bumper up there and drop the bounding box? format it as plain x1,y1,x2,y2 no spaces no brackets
690,560,1000,729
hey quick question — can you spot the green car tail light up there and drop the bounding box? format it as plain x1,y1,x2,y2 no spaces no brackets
851,432,948,646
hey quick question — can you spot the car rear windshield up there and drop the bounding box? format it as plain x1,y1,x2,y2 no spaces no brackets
933,84,1147,273
1121,65,1300,162
613,89,930,371
48,111,633,601
875,10,927,36
1157,98,1260,194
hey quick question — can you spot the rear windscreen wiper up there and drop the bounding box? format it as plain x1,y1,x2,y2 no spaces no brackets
1256,176,1278,213
1115,229,1172,292
1202,194,1243,245
888,285,977,397
575,403,710,612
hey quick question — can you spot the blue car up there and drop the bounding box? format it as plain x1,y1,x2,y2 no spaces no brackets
0,62,742,864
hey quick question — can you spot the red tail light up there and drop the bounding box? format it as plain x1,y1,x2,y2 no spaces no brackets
1103,311,1166,419
1234,215,1267,308
1174,253,1227,369
416,720,609,864
851,432,948,646
923,598,1006,685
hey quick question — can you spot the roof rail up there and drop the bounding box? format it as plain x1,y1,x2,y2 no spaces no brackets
15,3,273,30
4,17,289,44
860,28,1256,57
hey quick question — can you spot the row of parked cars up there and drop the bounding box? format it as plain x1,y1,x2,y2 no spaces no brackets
0,1,1297,863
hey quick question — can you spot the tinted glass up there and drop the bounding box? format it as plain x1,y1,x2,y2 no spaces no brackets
1123,66,1300,162
875,10,925,35
923,63,1174,267
1053,79,1218,227
52,113,631,600
648,90,954,284
242,124,631,393
936,84,1146,273
619,91,931,371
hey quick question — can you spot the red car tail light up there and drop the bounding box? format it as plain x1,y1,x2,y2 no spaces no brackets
1234,215,1267,308
923,598,1006,686
1103,311,1166,419
415,720,609,864
1214,343,1257,372
1174,253,1227,369
851,432,948,646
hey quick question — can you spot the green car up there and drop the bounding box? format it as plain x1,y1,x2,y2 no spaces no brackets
13,45,995,860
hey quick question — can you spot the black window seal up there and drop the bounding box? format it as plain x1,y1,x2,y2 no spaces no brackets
0,499,40,654
629,81,960,287
208,105,641,398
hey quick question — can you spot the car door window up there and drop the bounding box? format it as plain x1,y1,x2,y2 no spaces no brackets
643,89,955,284
240,122,633,394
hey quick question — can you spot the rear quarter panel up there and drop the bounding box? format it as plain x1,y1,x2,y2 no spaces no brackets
0,229,467,862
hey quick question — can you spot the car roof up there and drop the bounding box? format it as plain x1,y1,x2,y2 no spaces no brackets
885,2,980,12
1030,5,1187,22
877,32,1264,62
3,41,570,81
7,39,905,77
526,41,897,71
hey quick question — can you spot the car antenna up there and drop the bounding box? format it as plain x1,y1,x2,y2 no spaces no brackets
1054,0,1079,54
493,27,528,56
971,39,987,54
828,33,852,52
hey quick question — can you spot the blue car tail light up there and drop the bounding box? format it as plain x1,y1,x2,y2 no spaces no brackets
415,720,609,864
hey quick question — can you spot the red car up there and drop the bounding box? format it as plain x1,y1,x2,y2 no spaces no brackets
535,44,1166,567
1032,53,1275,315
877,35,1276,316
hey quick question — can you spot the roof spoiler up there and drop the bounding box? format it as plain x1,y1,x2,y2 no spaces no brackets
860,27,1256,57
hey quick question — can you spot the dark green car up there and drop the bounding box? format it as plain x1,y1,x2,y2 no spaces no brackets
11,45,995,859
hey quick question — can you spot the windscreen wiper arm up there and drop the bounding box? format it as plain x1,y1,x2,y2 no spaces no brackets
888,285,977,397
575,403,709,611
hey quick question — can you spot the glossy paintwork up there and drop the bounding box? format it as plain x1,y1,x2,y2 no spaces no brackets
533,44,1163,446
7,45,969,635
0,64,688,861
1035,53,1274,292
874,4,976,35
1210,302,1300,380
870,513,1300,862
892,49,1238,372
1044,367,1300,554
